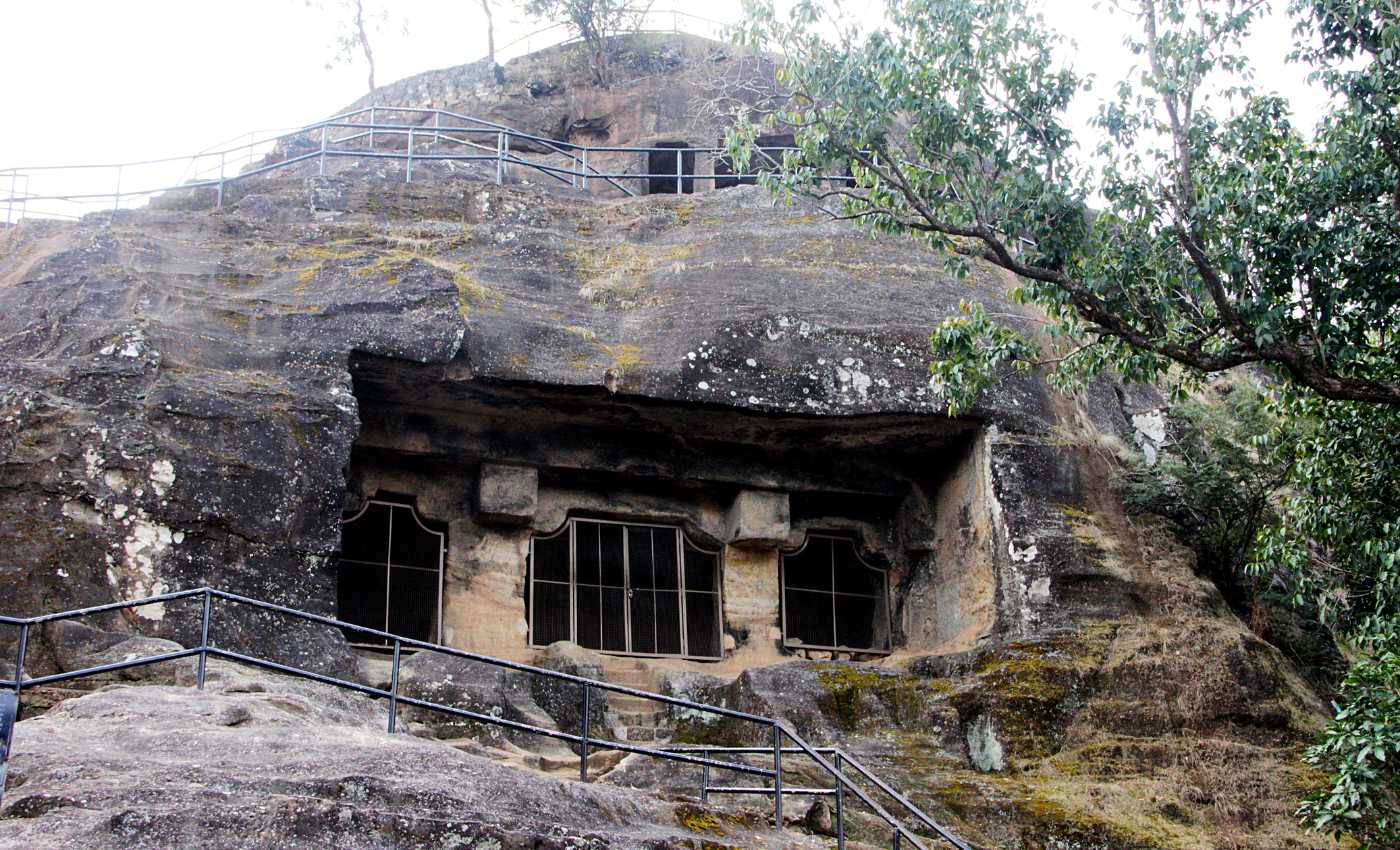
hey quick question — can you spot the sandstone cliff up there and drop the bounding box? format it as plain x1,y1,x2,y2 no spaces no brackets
0,35,1337,850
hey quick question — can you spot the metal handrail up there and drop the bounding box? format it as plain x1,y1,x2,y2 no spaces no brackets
0,10,847,224
662,743,970,850
0,587,966,849
833,749,972,850
0,101,851,223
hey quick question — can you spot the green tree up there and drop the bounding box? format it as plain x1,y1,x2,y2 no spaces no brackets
524,0,654,85
1255,395,1400,845
1117,381,1290,585
729,0,1399,843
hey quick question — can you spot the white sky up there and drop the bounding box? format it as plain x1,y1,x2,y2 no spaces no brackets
0,1,1330,209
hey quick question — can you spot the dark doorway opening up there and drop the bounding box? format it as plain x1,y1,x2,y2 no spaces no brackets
781,533,890,653
529,517,722,659
337,495,445,646
647,143,696,195
714,133,797,189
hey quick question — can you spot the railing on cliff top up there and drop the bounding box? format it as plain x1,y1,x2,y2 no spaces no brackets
0,587,970,850
0,102,855,225
0,9,776,225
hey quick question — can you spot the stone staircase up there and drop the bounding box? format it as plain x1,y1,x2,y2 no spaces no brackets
600,658,673,745
433,656,672,779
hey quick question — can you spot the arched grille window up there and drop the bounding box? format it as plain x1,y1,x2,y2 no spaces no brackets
781,533,890,653
529,518,723,660
336,498,445,646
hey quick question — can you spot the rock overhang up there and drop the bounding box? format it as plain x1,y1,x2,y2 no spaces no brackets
0,135,1092,660
246,171,1056,430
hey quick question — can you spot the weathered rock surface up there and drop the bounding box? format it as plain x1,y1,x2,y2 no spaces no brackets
533,643,617,750
0,168,1120,660
394,648,561,751
0,33,1338,850
0,662,820,849
649,520,1337,850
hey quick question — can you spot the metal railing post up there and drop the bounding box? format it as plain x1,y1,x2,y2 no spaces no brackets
502,133,511,182
0,690,14,812
197,589,212,688
579,682,591,782
433,111,441,145
114,165,122,211
13,621,29,717
5,172,15,226
496,132,505,185
369,106,376,151
319,125,328,177
772,723,783,827
0,586,965,850
835,750,846,849
0,619,28,811
581,148,589,191
675,150,683,195
387,639,401,733
406,129,414,184
216,152,226,209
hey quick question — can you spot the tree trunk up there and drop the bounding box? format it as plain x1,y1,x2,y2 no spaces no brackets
480,0,495,65
354,0,376,94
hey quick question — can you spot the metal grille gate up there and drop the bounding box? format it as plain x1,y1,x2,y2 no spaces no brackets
529,518,722,660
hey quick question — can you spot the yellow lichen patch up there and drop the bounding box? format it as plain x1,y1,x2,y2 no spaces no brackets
562,340,647,373
1055,503,1094,522
593,340,645,371
568,240,697,307
215,272,262,289
354,247,501,317
756,236,922,281
215,310,252,333
288,240,367,283
814,664,952,729
1015,785,1198,850
452,268,499,317
674,804,726,836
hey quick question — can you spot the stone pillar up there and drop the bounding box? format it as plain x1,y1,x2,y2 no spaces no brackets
475,462,538,524
721,545,782,653
725,489,790,546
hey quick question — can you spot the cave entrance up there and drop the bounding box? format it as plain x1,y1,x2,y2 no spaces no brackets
529,518,722,659
714,133,797,189
647,142,695,195
336,496,446,646
780,533,891,654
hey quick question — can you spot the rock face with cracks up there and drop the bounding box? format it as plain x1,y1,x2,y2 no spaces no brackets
0,662,822,849
0,34,1340,850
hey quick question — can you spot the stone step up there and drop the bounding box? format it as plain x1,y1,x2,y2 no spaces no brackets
617,726,674,743
535,748,627,774
615,711,667,728
445,738,626,776
607,694,666,715
605,670,657,688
